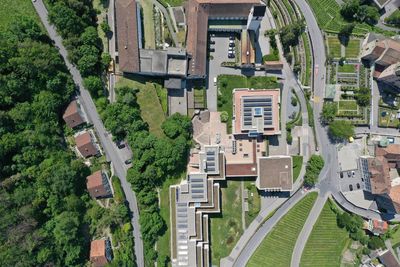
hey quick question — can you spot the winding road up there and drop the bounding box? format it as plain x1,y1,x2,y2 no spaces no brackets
230,0,387,265
32,1,145,266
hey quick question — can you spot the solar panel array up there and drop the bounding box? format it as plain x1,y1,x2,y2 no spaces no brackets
189,174,206,200
175,201,189,265
242,96,273,130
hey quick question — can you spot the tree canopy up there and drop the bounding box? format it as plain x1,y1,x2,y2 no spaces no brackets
328,120,355,140
321,102,338,124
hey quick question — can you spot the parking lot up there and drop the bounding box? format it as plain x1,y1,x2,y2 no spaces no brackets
207,32,243,111
339,169,364,192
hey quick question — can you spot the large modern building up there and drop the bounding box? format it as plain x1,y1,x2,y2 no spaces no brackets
185,0,265,78
232,88,281,137
361,34,400,88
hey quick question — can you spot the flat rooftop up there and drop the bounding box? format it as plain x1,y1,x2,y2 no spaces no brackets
233,88,280,136
257,156,293,191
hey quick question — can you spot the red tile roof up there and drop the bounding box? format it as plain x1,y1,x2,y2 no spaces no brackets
63,100,84,128
90,240,108,267
75,132,98,158
87,171,110,198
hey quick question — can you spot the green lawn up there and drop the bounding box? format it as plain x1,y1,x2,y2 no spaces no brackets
390,225,400,248
194,87,207,109
378,107,400,128
157,175,184,267
300,199,350,267
211,181,243,265
116,75,166,137
217,75,279,132
303,33,312,86
338,100,358,110
338,64,356,73
345,39,360,58
245,181,261,228
141,0,156,49
327,37,342,58
247,192,318,267
292,155,303,182
0,0,39,29
158,0,185,6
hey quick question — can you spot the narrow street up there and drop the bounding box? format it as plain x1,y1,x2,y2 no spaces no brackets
32,1,145,266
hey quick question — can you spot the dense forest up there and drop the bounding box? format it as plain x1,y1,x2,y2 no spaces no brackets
0,17,93,265
101,85,192,266
0,11,136,267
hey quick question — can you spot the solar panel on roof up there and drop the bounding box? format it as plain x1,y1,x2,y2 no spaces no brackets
191,189,204,193
191,184,203,188
190,178,204,182
192,195,203,199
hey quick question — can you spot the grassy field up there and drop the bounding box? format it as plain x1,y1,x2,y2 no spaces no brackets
141,0,156,49
338,100,358,110
327,37,342,58
338,64,356,73
116,75,166,137
247,192,318,267
0,0,39,29
300,199,350,267
211,181,243,265
244,181,261,228
292,155,303,182
345,39,361,58
217,75,279,132
157,175,184,267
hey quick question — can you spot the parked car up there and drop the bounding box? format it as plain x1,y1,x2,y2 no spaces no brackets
228,53,235,58
229,35,235,40
340,172,343,178
349,184,353,191
228,47,234,52
124,159,132,165
116,140,126,149
356,183,361,189
352,171,355,177
347,171,351,177
229,42,235,47
209,47,215,52
210,40,215,45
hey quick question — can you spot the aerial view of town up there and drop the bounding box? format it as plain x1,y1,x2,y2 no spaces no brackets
2,0,400,266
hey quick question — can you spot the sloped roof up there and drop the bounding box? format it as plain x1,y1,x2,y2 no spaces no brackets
115,0,140,73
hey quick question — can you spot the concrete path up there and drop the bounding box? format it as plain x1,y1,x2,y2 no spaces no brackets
32,1,144,266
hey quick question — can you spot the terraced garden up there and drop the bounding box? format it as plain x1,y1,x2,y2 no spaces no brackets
307,0,376,35
300,199,350,267
338,64,356,73
327,37,342,58
345,39,361,58
247,192,318,267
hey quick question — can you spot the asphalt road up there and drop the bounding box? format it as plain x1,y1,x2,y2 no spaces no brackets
32,1,144,266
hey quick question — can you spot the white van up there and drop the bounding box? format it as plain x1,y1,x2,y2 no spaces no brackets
213,77,217,85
